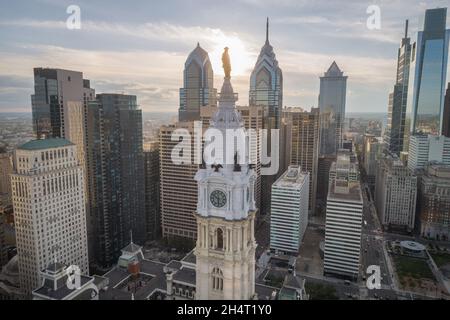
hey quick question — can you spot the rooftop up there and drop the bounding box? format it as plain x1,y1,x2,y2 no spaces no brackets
19,138,73,151
273,166,308,188
328,179,362,202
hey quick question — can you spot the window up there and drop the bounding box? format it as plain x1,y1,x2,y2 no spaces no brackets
212,267,223,291
216,228,224,250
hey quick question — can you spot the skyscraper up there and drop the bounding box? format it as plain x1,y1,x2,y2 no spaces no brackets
284,107,319,214
11,139,89,294
319,62,348,156
270,166,309,255
363,134,383,188
384,21,412,156
418,164,450,240
408,134,450,171
250,18,283,129
86,94,145,268
144,141,160,241
404,8,450,147
324,150,362,280
249,18,283,215
31,68,95,261
443,83,450,138
375,154,417,232
179,43,217,121
159,122,199,242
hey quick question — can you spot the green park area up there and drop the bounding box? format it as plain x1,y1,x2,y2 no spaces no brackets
393,255,434,280
430,253,450,268
305,282,338,300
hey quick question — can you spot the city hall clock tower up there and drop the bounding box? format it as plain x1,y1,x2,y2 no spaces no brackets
194,49,257,300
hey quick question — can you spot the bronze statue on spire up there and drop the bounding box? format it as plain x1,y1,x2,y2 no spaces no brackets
222,47,231,79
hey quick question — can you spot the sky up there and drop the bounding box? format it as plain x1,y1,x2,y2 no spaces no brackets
0,0,449,113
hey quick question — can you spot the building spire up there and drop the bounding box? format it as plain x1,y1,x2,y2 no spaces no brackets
404,19,409,38
266,17,269,44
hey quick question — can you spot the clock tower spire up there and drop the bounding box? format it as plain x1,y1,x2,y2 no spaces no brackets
194,48,257,300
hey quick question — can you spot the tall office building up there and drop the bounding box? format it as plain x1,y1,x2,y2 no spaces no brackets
443,83,450,138
363,134,383,188
375,154,417,232
144,141,160,241
179,43,217,121
408,134,450,171
31,68,94,169
201,105,264,213
384,21,412,155
249,18,283,128
324,150,362,280
86,94,145,268
418,164,450,240
284,107,319,214
319,62,347,156
270,166,309,255
31,68,95,260
404,8,450,148
159,122,199,241
249,18,283,215
316,155,336,215
11,139,89,294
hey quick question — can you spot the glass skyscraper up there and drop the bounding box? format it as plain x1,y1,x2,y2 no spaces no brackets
384,21,412,156
404,8,450,149
318,62,347,156
87,94,145,268
178,43,217,121
249,18,283,215
249,18,283,129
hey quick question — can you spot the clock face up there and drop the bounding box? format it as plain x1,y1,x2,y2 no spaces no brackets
210,190,227,208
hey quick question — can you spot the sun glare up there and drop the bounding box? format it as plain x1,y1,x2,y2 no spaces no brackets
209,33,255,77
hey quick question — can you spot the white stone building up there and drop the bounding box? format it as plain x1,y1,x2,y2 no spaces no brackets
408,134,450,170
270,166,309,255
324,151,363,280
11,138,89,294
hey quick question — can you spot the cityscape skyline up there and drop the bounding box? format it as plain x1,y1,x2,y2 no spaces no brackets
1,1,450,304
0,0,449,114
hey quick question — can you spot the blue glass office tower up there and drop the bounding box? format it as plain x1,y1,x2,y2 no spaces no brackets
404,8,450,150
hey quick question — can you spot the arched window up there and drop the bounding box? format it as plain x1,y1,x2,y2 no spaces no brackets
216,228,224,250
212,267,223,291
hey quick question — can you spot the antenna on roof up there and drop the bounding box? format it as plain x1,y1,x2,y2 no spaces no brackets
404,19,409,38
130,229,133,244
266,17,269,44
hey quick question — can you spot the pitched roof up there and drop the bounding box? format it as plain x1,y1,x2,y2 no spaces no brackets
325,61,344,77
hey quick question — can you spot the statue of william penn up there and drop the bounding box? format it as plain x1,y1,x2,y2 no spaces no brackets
222,47,231,79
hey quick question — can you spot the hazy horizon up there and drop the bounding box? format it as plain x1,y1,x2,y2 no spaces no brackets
1,0,449,114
